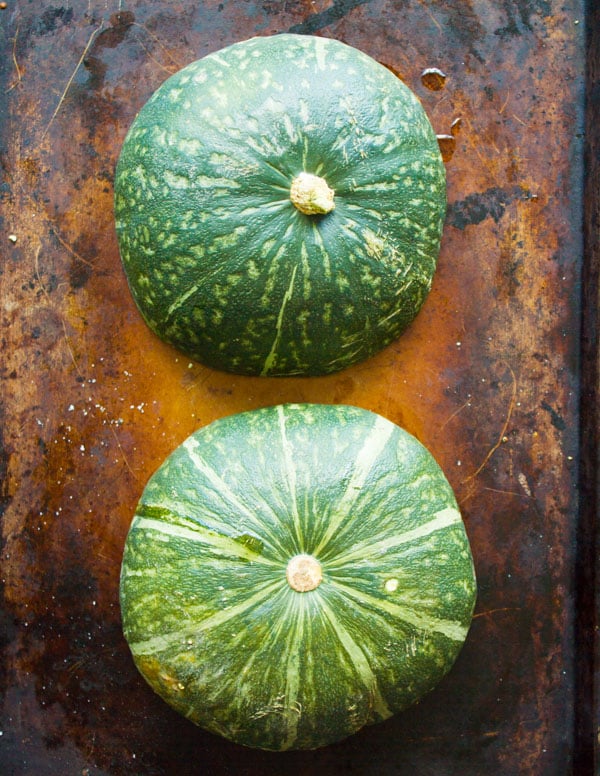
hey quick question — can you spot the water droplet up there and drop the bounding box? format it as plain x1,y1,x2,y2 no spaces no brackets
421,67,447,91
451,117,462,136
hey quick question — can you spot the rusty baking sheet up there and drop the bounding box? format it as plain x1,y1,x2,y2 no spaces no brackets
0,1,594,774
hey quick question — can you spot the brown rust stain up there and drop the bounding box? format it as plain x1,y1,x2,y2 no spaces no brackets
0,1,586,774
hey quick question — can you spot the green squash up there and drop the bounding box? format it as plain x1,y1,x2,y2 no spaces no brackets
119,404,476,751
114,34,446,376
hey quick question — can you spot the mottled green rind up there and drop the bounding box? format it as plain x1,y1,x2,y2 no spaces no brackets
114,34,446,376
119,404,476,751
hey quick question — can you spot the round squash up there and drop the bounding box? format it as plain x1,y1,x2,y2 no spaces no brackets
119,404,476,751
114,34,446,376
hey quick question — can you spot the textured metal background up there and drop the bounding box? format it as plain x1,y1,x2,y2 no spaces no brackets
0,1,592,774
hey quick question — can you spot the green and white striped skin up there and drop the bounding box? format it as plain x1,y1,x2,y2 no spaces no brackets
119,404,476,751
114,34,446,376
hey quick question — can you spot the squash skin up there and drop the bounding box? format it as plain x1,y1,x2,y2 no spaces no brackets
114,34,446,376
119,404,476,751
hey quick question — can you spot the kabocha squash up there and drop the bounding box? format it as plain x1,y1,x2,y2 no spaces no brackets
114,34,446,376
119,404,476,751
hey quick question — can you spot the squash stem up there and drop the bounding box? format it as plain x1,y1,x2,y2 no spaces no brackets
290,172,335,216
286,554,323,592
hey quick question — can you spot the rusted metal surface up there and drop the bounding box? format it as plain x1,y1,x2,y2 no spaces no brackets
0,1,590,774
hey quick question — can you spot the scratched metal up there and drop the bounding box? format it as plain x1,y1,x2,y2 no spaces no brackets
0,1,589,774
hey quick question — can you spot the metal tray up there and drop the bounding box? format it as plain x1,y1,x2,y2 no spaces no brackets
1,1,596,774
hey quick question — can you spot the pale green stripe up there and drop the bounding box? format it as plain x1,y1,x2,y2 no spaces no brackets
249,592,305,748
165,261,232,320
131,516,278,566
160,460,287,560
128,578,282,656
261,262,298,375
353,180,399,192
329,507,462,567
311,222,332,277
319,597,392,720
195,175,240,189
123,566,158,578
281,598,303,749
207,52,232,69
324,345,364,370
333,580,469,642
166,283,201,318
276,405,302,549
314,415,395,555
314,35,328,71
182,437,281,546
